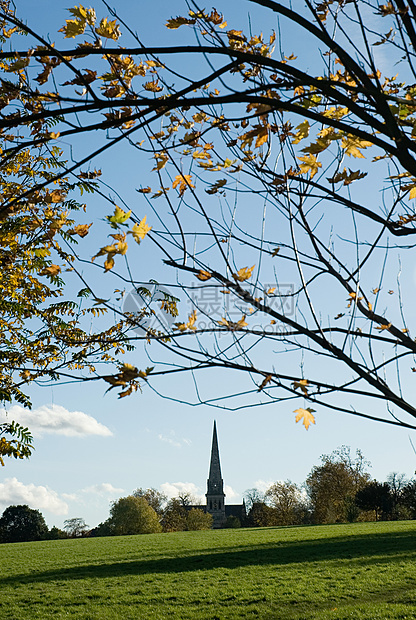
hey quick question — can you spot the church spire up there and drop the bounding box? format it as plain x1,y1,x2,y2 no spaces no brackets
207,420,223,492
206,420,226,527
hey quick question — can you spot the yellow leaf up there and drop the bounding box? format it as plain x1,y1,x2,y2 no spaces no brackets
298,154,322,179
104,256,115,271
108,205,131,225
255,126,269,148
174,310,197,332
187,309,197,331
236,315,248,328
233,265,255,282
293,379,309,395
376,323,392,331
144,79,163,92
292,120,310,145
95,17,121,40
294,407,316,430
341,135,373,158
130,216,152,244
409,186,416,200
196,270,212,281
152,153,168,171
59,18,86,39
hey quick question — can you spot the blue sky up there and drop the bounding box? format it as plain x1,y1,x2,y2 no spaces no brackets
1,0,416,530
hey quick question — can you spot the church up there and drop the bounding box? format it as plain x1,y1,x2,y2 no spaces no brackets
190,421,246,528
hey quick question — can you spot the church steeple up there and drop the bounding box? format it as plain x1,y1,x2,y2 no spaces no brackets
206,420,226,527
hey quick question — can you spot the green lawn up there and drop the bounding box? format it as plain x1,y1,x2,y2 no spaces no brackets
1,521,416,619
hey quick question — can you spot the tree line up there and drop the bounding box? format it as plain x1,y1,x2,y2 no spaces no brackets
1,446,416,542
245,446,416,527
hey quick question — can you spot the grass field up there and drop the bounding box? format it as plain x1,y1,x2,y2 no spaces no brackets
1,521,416,619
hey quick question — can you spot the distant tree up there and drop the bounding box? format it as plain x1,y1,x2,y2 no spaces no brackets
243,489,266,512
265,481,306,526
177,492,200,507
89,520,115,538
46,526,69,540
386,472,409,519
186,508,213,531
63,517,89,538
109,496,162,536
400,480,416,519
246,502,277,528
132,488,167,516
0,505,48,543
223,515,241,529
355,481,393,521
306,447,370,524
162,499,187,532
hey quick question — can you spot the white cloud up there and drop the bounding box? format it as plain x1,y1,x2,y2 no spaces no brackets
0,478,68,515
253,479,274,494
81,483,124,497
158,430,191,448
0,404,112,438
160,481,204,503
224,484,239,501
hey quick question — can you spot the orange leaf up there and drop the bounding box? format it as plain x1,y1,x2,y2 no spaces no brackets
196,270,212,281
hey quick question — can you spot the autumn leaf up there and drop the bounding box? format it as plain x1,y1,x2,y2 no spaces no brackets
172,174,195,196
107,205,131,227
206,179,227,195
341,135,373,158
196,270,212,281
129,216,152,244
95,17,121,40
218,315,248,330
144,79,163,92
68,223,92,238
409,186,416,200
59,19,86,38
327,168,367,185
258,374,272,391
376,323,392,331
233,265,255,282
294,407,316,430
166,16,196,29
92,233,128,271
292,120,310,145
39,264,61,277
293,379,309,395
297,154,322,179
174,310,198,332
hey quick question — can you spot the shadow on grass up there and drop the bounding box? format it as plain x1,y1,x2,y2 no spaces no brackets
2,528,416,586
